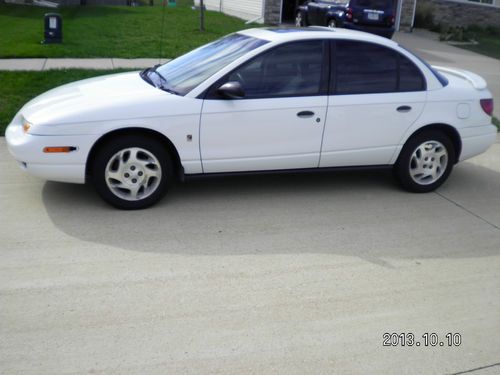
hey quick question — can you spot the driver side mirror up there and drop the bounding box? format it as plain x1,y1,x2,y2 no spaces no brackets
217,81,245,99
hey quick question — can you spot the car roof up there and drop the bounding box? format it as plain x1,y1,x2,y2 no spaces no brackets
238,27,399,48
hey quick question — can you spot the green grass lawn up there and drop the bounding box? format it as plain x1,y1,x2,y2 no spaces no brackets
455,29,500,61
0,1,253,58
0,69,124,134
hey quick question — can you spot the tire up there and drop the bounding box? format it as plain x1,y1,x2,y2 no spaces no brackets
91,135,173,209
295,12,304,27
394,130,455,193
327,19,337,28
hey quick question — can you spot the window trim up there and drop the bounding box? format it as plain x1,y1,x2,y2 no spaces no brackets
329,40,427,96
203,39,331,100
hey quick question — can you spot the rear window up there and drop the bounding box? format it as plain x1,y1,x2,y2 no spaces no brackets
351,0,394,9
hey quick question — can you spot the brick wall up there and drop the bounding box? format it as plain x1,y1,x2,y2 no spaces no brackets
418,0,500,28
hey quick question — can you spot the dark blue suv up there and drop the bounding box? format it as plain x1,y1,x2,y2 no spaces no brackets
296,0,396,38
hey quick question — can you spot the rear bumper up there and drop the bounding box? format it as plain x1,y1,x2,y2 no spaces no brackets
343,22,394,38
5,118,92,184
459,125,497,162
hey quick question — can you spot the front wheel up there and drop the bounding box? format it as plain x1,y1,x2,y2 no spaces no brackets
394,131,455,193
91,135,173,209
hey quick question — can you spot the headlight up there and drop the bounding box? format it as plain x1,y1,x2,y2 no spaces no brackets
22,119,32,134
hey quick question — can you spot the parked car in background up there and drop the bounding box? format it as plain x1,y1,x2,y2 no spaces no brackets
296,0,396,38
6,27,497,209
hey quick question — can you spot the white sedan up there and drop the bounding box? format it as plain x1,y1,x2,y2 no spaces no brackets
6,27,497,209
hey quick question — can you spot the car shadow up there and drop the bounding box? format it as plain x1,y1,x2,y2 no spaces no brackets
41,164,500,259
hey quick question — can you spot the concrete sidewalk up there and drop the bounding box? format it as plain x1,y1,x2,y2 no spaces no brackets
0,57,169,71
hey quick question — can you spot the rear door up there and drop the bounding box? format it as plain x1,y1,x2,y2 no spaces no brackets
320,40,427,167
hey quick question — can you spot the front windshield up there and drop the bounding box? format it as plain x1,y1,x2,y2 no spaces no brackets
151,33,269,95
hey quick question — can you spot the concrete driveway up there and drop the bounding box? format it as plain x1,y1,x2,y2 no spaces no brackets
1,133,500,374
2,30,500,375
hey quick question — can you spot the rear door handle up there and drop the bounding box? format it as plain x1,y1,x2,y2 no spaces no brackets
397,105,412,113
297,110,315,118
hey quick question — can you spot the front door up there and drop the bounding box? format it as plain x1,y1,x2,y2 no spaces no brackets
200,40,329,173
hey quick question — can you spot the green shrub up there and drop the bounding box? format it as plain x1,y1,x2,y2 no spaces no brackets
439,26,478,42
493,116,500,132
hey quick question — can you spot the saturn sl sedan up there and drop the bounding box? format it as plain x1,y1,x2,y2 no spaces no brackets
6,27,497,209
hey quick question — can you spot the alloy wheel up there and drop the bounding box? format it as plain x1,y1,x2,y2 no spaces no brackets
409,140,448,185
105,147,162,201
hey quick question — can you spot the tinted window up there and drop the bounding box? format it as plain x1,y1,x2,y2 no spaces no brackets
224,40,326,99
351,0,394,9
333,41,426,94
335,41,398,94
399,54,425,91
401,46,448,87
156,33,268,95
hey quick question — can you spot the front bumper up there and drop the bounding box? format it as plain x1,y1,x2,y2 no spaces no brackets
343,22,395,38
5,117,95,184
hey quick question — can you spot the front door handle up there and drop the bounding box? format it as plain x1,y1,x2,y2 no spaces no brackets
297,110,315,118
397,105,412,113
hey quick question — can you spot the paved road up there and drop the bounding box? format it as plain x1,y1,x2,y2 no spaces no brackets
1,135,499,374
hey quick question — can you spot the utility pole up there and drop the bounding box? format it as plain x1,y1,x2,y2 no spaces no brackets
200,0,205,31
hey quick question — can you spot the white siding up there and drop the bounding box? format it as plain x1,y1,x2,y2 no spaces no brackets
203,0,264,22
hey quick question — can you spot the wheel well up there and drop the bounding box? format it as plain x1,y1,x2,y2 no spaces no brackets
85,128,183,182
406,124,462,163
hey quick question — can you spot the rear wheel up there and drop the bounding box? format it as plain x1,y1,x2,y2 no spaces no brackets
394,131,455,192
327,19,337,28
92,135,172,209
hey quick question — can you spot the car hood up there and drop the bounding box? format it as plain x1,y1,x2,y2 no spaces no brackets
21,71,172,126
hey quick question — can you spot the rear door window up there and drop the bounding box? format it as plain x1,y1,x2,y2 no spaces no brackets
331,40,425,95
399,54,426,91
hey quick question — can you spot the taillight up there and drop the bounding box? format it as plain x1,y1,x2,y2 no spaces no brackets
345,8,353,20
480,98,494,116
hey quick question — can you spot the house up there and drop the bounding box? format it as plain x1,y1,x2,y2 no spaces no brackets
203,0,500,30
203,0,418,31
417,0,500,28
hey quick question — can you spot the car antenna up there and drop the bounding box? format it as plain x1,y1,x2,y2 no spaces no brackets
159,0,167,65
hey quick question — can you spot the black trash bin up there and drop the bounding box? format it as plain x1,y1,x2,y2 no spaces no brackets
43,13,62,44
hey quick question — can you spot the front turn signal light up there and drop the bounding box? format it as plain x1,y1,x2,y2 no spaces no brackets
43,146,77,153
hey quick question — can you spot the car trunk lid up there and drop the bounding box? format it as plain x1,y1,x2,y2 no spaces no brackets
433,66,487,90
